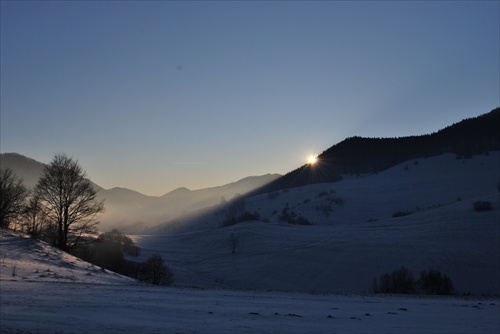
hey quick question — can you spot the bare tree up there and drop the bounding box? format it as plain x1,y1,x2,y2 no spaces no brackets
34,154,104,251
0,168,29,229
140,253,173,286
230,233,239,254
21,195,45,237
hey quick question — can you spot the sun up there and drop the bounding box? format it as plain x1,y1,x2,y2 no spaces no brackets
307,155,317,164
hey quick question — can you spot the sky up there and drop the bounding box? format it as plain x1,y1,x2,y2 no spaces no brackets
1,1,498,196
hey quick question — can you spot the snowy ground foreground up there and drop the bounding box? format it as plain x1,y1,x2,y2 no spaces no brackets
2,280,499,334
1,229,499,334
0,233,498,334
133,153,500,295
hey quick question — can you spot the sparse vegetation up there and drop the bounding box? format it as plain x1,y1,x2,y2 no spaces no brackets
278,207,312,225
221,195,260,226
315,204,333,217
328,196,346,206
316,191,329,198
71,229,141,277
267,191,280,200
221,211,260,227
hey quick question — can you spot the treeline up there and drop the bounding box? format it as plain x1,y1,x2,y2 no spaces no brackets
74,229,173,286
370,266,454,295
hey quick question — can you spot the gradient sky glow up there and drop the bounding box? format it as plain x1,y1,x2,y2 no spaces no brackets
1,1,499,196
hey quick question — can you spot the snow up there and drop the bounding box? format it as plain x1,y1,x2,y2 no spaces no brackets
0,230,133,285
132,152,500,295
1,152,499,333
2,281,499,333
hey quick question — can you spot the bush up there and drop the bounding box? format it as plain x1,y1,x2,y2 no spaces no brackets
316,191,329,198
221,211,260,227
473,201,492,212
139,254,173,286
278,208,312,225
417,269,453,295
392,210,412,218
315,204,333,217
267,191,279,200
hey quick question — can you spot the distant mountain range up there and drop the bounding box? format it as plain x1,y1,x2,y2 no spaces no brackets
0,153,280,231
2,107,498,232
255,107,500,194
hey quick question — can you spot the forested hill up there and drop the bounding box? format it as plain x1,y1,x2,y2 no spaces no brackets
255,107,499,194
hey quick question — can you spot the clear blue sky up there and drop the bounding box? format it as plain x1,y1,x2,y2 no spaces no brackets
1,1,498,196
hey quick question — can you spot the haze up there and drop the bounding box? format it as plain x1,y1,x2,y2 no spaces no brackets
1,1,498,196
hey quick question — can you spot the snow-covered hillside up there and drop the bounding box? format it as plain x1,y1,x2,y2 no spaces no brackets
0,229,134,285
1,231,499,333
134,153,500,295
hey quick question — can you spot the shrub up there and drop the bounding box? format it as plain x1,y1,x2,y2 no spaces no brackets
295,216,313,225
392,210,412,218
221,211,260,227
473,201,492,212
278,209,312,225
139,254,173,286
316,191,328,198
267,191,279,200
329,196,346,206
315,204,332,217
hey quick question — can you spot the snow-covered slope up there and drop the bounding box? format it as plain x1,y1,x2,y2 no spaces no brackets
134,152,500,295
0,229,134,285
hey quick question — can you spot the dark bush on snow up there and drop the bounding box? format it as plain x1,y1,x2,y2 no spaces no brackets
139,253,174,286
392,210,412,218
473,200,492,212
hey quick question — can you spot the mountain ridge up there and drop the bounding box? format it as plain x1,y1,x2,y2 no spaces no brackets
254,107,500,194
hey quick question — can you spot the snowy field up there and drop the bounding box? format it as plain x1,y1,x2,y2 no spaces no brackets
132,153,500,295
2,280,499,334
1,216,499,333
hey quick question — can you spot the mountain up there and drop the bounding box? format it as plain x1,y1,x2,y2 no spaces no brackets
0,153,280,231
255,107,500,194
0,153,45,189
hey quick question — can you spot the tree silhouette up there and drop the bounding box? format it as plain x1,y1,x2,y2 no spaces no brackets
0,168,29,229
34,154,104,251
140,254,173,286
